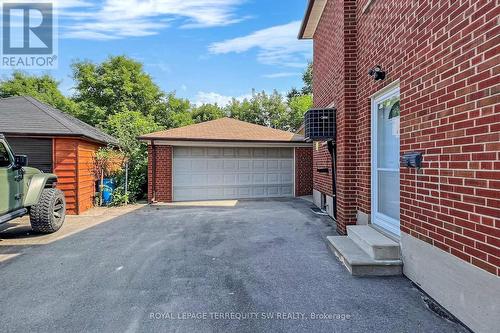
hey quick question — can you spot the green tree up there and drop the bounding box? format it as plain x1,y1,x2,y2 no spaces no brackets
301,61,313,95
287,94,313,131
155,93,193,128
227,90,288,130
0,72,79,115
71,56,166,125
106,111,162,201
192,103,225,123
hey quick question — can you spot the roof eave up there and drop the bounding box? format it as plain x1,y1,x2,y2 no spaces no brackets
2,131,117,146
138,137,306,143
298,0,328,40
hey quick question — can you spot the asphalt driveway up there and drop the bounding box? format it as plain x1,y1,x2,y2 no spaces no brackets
0,199,467,333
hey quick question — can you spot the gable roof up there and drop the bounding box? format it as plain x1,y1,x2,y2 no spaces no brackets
0,96,118,145
140,117,306,143
298,0,328,39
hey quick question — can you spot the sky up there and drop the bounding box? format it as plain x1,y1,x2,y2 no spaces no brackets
1,0,313,106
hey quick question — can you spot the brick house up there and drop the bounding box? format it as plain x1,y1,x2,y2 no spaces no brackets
0,96,118,215
140,117,313,202
299,0,498,332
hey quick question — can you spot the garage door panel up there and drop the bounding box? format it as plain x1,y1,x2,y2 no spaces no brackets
281,173,293,183
253,186,266,196
175,159,191,172
191,147,205,156
223,148,236,156
253,148,266,157
281,160,293,169
207,147,223,156
207,160,223,170
238,174,252,184
192,174,207,185
280,149,293,158
207,188,224,198
224,174,237,185
267,160,280,170
224,187,238,197
192,160,206,171
237,148,252,157
223,160,237,170
238,187,251,197
175,174,192,186
253,160,266,170
208,174,224,185
238,160,251,170
173,147,294,201
253,173,266,184
174,147,191,157
268,186,280,196
268,173,280,184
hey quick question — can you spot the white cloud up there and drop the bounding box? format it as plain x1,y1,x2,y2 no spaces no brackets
263,72,300,79
195,91,251,106
209,21,312,67
58,0,246,40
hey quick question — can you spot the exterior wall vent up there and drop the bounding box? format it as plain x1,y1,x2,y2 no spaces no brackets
304,108,337,142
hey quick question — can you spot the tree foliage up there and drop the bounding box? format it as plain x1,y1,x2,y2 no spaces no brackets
105,111,162,202
71,56,166,126
0,72,79,115
192,103,225,123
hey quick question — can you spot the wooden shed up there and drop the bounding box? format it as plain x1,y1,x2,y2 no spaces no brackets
0,96,118,215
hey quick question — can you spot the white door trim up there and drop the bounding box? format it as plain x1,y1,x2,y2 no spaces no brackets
371,84,401,236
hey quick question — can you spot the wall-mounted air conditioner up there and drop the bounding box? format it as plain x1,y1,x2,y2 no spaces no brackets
304,108,337,142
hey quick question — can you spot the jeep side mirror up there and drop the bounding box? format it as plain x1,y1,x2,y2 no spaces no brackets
14,155,28,168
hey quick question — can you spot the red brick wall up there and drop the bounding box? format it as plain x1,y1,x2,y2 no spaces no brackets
295,147,313,197
148,145,172,203
312,0,499,275
314,0,358,234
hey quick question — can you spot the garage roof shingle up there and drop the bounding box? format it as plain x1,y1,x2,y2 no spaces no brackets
0,96,118,145
140,117,306,143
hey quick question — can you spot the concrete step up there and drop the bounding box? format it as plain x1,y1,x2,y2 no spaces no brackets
326,236,402,276
347,225,400,260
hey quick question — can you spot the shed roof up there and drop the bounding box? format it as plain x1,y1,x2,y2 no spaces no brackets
0,96,118,145
140,117,306,143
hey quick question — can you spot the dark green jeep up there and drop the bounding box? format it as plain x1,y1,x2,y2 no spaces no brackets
0,134,66,233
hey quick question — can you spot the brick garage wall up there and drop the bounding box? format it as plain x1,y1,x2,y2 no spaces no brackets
313,0,358,234
313,0,499,275
148,145,172,203
295,147,313,197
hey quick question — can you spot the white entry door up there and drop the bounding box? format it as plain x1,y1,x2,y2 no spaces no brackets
173,147,294,201
371,85,401,236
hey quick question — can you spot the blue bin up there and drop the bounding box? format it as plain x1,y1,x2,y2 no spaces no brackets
102,178,115,205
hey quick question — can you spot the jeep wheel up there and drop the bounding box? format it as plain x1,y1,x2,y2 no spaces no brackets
30,188,66,233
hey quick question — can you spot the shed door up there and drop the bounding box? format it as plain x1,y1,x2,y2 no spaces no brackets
6,137,53,173
173,147,294,201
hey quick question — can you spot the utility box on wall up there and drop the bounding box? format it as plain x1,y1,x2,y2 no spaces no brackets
304,108,337,142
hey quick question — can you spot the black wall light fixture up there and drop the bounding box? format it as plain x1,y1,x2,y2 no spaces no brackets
368,65,386,81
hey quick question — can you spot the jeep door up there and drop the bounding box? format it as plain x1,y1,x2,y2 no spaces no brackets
0,141,21,215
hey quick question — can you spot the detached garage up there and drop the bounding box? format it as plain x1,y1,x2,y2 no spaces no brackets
0,96,118,214
140,118,313,203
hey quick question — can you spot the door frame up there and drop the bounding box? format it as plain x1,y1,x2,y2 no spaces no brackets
371,82,401,236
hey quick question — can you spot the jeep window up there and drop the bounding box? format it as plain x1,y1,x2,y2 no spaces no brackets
0,143,12,167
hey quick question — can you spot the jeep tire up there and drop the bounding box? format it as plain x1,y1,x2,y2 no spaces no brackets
30,188,66,233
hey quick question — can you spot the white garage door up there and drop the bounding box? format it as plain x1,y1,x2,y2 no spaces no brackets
173,147,294,201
